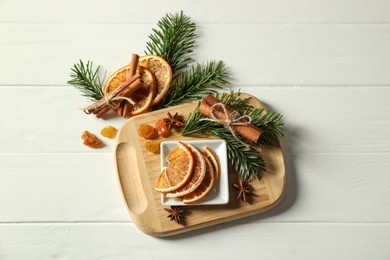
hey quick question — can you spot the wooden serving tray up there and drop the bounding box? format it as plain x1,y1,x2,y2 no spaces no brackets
115,93,285,237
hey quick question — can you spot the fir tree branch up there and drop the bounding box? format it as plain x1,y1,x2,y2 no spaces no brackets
182,105,265,181
250,109,285,145
158,61,229,108
212,129,265,181
67,60,105,101
182,92,285,180
182,102,220,136
217,90,252,112
146,12,230,110
217,91,285,144
145,11,196,76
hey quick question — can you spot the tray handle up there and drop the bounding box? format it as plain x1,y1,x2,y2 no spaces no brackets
115,142,148,216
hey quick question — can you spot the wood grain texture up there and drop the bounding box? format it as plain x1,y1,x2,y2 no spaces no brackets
1,0,390,258
1,152,389,223
0,87,389,153
0,223,389,260
1,24,390,85
1,0,390,24
115,94,285,236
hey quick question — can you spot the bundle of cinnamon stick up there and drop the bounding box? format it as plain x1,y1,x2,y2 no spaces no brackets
83,54,143,118
198,94,262,143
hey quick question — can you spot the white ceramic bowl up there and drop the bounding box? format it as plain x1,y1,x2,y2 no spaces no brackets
160,139,229,206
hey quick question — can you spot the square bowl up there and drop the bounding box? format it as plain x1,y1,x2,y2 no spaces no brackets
160,139,229,206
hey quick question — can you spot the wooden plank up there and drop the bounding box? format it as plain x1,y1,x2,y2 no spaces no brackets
0,87,389,153
0,153,130,222
1,153,389,223
0,223,389,259
0,1,388,258
1,24,390,85
1,0,390,24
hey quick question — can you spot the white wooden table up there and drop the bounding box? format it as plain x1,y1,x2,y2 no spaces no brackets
1,1,390,259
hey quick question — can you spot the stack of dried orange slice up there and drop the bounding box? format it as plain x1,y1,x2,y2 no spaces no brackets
103,55,172,117
155,142,220,204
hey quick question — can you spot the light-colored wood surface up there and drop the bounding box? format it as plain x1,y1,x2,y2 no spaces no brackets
115,95,285,236
1,0,390,258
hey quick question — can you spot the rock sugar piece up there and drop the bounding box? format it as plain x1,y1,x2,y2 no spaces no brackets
81,131,103,148
100,126,117,138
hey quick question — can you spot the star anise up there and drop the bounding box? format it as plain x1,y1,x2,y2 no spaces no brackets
163,112,184,130
232,178,254,202
164,206,185,225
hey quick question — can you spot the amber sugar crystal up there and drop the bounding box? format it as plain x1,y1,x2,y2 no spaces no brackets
145,141,160,153
138,124,158,139
100,126,117,138
81,131,103,148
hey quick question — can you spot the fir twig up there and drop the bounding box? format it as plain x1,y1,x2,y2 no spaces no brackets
182,102,221,136
212,129,265,181
182,105,265,181
159,61,229,108
182,92,285,180
145,11,196,76
249,109,285,145
145,12,230,110
67,60,105,101
217,91,253,112
217,91,285,144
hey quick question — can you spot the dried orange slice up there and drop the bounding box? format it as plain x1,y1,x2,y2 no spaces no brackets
123,67,156,116
103,66,156,116
104,65,135,93
155,142,194,193
182,156,215,204
203,146,220,187
166,143,206,198
138,55,172,105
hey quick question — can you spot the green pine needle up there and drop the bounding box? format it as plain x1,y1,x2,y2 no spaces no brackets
145,11,196,75
213,129,265,181
182,105,265,181
217,91,285,144
249,109,285,145
67,60,105,101
159,61,229,108
182,91,285,180
217,91,253,111
181,102,220,136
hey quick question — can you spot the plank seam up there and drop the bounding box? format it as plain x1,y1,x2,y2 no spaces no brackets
1,22,390,25
0,221,389,225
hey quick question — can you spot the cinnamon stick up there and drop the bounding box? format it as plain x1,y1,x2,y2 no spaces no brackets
96,78,143,118
117,53,140,117
84,73,141,117
87,54,144,118
198,95,262,143
96,106,111,119
95,77,142,118
129,54,139,77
